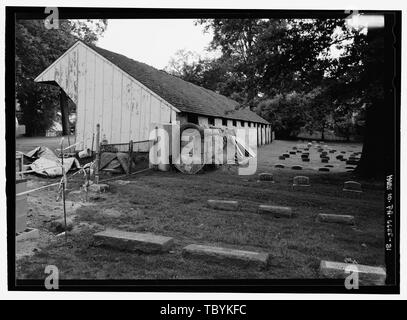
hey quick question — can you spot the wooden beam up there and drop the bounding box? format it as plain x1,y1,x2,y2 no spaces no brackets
60,89,70,136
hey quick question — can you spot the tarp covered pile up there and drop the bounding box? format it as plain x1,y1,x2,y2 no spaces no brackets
22,146,81,177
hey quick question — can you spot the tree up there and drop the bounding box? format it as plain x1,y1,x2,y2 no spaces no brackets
257,91,309,139
15,19,107,136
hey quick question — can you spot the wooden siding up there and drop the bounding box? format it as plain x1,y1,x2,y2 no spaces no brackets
35,42,176,151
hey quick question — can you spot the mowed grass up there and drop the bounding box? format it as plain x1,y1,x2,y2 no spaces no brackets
16,141,385,280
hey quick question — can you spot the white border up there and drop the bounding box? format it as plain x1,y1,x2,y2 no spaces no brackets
1,0,405,300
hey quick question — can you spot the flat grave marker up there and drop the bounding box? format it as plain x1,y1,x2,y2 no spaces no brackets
320,260,386,285
93,229,174,253
182,244,270,269
317,213,355,225
207,200,240,211
258,205,293,218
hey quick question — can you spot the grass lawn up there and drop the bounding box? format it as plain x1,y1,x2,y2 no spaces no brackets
16,140,385,280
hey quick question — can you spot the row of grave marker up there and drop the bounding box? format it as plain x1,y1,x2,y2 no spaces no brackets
203,198,384,284
259,172,363,192
88,180,382,285
276,141,362,171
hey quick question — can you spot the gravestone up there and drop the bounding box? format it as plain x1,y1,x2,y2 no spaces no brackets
289,151,296,155
320,260,386,285
182,244,269,269
302,158,310,162
321,158,329,163
258,205,292,218
301,154,309,159
318,167,330,172
336,155,344,160
291,165,303,170
324,165,334,168
329,150,335,153
93,229,174,253
317,213,355,225
275,164,285,168
297,150,302,153
343,181,362,193
293,176,310,187
258,173,274,182
283,153,290,158
207,200,240,211
278,156,285,160
346,159,359,165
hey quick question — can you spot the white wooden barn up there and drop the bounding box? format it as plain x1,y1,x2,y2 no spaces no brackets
35,40,272,151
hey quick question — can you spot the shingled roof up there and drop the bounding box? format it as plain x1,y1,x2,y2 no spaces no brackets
87,42,269,125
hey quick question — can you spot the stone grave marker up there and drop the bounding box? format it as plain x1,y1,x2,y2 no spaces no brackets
258,173,274,182
291,165,303,170
317,213,355,225
207,200,240,211
343,181,362,193
93,229,174,253
319,260,386,285
258,205,293,218
293,176,310,187
318,167,330,172
182,244,270,269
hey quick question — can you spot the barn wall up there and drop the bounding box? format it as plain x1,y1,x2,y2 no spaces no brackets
214,118,223,127
198,116,208,127
35,42,176,151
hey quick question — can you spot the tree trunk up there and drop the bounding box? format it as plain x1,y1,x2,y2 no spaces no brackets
355,27,386,178
60,89,70,136
355,99,384,178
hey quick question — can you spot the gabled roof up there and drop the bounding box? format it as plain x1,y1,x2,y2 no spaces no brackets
85,42,269,125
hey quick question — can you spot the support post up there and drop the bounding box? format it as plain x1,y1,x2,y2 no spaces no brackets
60,89,70,136
128,140,133,174
95,124,100,184
60,138,67,242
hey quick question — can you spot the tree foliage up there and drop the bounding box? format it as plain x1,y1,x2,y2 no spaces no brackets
15,19,107,136
168,18,385,176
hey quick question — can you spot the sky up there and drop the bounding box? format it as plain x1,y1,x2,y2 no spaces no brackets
96,19,217,70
